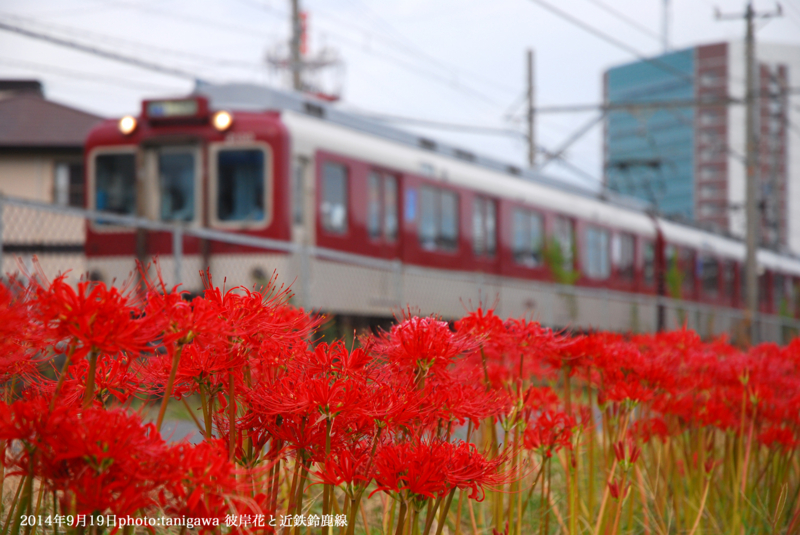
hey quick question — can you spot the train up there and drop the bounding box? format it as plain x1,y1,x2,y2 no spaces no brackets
83,83,800,337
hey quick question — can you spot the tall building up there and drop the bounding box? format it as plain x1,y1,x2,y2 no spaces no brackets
603,42,800,253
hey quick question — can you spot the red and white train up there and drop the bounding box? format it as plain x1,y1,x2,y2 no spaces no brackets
83,83,800,335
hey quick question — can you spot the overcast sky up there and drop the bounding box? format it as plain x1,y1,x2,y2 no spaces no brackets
2,0,799,188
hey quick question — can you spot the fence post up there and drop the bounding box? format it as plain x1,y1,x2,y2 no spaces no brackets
173,227,183,287
300,245,310,309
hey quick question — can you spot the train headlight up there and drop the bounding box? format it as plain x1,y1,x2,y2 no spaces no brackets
212,111,233,131
118,116,137,135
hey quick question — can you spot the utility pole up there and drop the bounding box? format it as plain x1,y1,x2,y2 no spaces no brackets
716,2,781,344
290,0,303,91
527,49,536,167
662,0,670,52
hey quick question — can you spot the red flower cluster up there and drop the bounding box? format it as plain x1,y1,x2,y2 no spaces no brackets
1,267,799,534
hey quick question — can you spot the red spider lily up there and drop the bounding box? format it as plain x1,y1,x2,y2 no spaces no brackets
420,379,503,429
629,416,670,444
523,410,575,457
0,282,39,383
608,479,627,500
311,443,372,490
34,355,141,406
758,425,798,451
371,437,505,503
0,397,170,515
302,340,373,379
445,441,508,500
160,439,246,525
614,440,641,466
375,315,476,381
30,274,154,362
371,438,451,501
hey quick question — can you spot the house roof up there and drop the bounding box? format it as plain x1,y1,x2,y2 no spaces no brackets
0,95,103,149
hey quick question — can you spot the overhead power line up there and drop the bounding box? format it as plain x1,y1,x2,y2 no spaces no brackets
525,0,695,85
236,0,506,107
0,12,264,70
0,56,183,92
580,0,662,41
0,19,201,81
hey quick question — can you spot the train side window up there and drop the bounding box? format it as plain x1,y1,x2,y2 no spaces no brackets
383,175,398,241
723,260,736,298
613,233,635,280
368,172,382,239
159,149,195,222
418,185,459,251
552,216,575,271
321,162,348,233
217,149,266,222
680,248,696,294
486,199,497,256
512,208,543,267
774,274,786,312
473,196,497,257
367,172,398,241
700,255,719,297
94,153,136,215
419,187,437,249
584,226,610,279
440,190,459,249
643,241,655,286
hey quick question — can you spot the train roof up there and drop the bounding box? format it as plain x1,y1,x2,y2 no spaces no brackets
194,82,649,211
191,82,800,277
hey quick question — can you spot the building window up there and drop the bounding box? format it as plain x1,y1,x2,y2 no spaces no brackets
367,172,398,242
699,110,721,126
94,153,136,215
217,149,266,222
699,166,721,180
159,149,195,222
699,131,720,145
54,162,84,207
613,232,635,280
473,196,497,257
699,203,724,217
699,184,723,200
584,225,610,280
418,185,458,251
700,71,721,87
512,208,544,267
321,162,348,233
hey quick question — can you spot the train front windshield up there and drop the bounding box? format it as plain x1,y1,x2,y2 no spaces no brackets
91,144,270,227
95,153,136,215
158,149,196,222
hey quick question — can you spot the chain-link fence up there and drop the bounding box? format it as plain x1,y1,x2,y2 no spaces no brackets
1,195,798,343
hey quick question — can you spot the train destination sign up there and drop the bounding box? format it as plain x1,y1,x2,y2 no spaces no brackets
146,99,198,118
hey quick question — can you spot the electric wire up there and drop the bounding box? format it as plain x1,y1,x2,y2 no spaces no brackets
580,0,662,41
